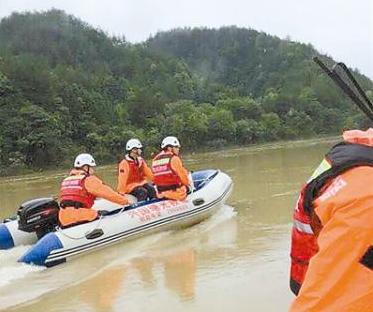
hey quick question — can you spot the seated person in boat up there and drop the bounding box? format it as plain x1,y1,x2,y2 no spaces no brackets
117,138,156,201
59,153,134,227
151,136,191,201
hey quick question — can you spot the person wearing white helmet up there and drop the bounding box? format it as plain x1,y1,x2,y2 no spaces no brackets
160,136,181,149
73,153,97,168
117,139,155,201
151,136,190,201
59,153,134,227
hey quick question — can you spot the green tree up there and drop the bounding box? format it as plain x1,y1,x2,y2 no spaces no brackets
260,113,282,140
217,97,263,120
163,101,209,149
235,119,263,144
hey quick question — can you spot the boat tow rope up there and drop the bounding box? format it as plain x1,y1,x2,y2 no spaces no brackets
55,201,135,240
56,214,105,240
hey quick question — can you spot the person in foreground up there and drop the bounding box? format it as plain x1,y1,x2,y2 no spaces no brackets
152,136,191,201
117,138,155,201
289,128,373,312
59,153,134,227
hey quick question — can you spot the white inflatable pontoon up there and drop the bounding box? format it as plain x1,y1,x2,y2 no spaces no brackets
0,170,232,267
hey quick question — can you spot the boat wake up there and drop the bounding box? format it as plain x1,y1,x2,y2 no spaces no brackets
0,246,45,288
0,230,175,311
202,204,236,229
0,205,236,311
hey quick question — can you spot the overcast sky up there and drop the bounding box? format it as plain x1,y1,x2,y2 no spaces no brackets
0,0,372,79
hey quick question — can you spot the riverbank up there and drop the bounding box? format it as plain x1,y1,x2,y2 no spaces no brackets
0,135,340,181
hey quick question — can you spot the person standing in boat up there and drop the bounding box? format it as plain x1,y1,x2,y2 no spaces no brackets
289,129,373,312
152,136,191,201
117,138,156,201
59,153,134,227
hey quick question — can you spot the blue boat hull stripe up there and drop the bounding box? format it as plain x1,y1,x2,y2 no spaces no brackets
0,224,15,249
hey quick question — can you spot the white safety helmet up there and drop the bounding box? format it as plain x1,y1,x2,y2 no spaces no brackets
74,153,96,168
161,136,181,149
126,138,143,151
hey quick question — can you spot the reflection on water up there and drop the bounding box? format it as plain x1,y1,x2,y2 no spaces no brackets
0,138,337,312
164,249,196,300
80,266,127,312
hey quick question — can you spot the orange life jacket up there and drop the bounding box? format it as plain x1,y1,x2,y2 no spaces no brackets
124,155,146,185
152,151,182,191
59,172,96,208
290,141,373,295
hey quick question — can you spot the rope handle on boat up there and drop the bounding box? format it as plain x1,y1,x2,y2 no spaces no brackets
55,214,105,240
55,202,135,240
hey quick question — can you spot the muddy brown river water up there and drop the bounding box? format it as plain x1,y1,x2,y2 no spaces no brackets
0,138,336,311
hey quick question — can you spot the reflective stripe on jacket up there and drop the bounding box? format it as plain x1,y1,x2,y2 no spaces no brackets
152,151,182,190
60,172,96,208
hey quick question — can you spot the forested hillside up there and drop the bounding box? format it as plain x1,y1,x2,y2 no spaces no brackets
0,10,372,174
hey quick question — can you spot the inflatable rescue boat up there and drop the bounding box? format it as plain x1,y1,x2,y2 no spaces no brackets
0,170,232,267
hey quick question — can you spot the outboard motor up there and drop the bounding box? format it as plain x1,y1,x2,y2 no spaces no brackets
18,198,60,239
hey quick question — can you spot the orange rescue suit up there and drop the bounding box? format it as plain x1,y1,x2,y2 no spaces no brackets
59,169,129,227
290,140,373,294
117,155,153,194
152,151,190,201
289,129,373,312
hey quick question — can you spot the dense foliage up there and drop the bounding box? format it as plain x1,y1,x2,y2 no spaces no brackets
0,10,372,174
